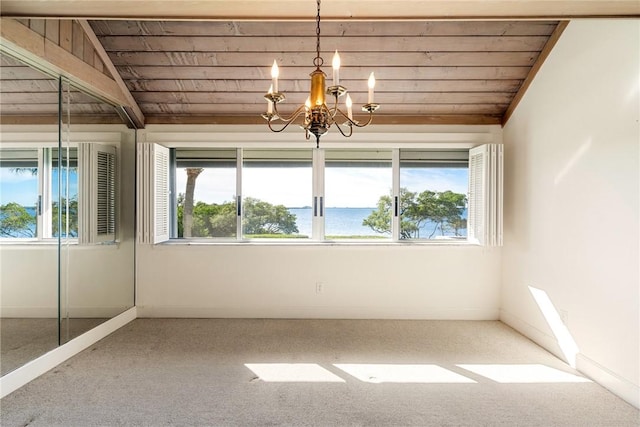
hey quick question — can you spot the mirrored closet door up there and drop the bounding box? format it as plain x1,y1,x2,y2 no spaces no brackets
0,50,136,374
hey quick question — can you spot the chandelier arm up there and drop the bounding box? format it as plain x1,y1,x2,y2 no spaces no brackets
267,118,296,133
349,111,376,128
267,106,307,133
272,103,307,124
334,120,354,138
328,94,341,118
331,107,374,128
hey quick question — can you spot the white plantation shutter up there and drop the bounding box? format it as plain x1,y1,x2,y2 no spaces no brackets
153,145,170,243
78,143,117,244
468,144,503,246
96,149,116,239
137,143,170,244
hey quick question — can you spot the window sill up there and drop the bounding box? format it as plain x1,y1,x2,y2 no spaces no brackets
161,238,476,247
0,239,120,247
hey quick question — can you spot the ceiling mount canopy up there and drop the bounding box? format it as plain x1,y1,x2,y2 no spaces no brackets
262,0,379,147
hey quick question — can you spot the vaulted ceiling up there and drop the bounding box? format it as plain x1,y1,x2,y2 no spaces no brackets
89,19,564,125
1,1,638,128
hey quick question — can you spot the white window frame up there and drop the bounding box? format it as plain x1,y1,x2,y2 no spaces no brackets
1,134,121,244
143,129,502,247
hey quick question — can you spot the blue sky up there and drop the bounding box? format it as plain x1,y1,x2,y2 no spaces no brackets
2,166,467,209
176,167,468,208
0,169,78,206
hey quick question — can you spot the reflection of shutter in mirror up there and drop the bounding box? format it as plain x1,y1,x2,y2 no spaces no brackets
96,150,115,236
94,145,116,243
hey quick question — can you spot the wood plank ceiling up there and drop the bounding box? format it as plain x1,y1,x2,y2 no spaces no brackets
0,18,567,126
0,53,123,121
86,19,564,125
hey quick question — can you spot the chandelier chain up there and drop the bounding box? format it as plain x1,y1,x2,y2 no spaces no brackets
263,0,378,146
313,0,323,68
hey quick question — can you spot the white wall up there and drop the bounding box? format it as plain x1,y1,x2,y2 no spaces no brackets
1,244,134,317
137,244,501,319
136,124,504,320
0,125,136,318
501,20,639,407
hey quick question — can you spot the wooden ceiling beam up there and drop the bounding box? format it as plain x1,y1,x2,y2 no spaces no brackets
144,114,502,126
90,20,560,37
502,21,570,125
1,1,638,20
78,19,145,128
0,18,131,113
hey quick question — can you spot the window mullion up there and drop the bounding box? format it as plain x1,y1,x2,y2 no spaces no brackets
392,149,400,241
40,148,53,239
236,148,243,241
312,148,325,240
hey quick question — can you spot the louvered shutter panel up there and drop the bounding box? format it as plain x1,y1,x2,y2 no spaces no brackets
78,143,117,244
137,143,170,244
153,145,170,243
468,144,503,246
95,148,116,241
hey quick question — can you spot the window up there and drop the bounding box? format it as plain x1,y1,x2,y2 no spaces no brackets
399,150,469,240
175,149,237,239
0,145,115,243
150,143,502,246
0,149,39,238
52,148,78,238
324,150,392,240
242,150,312,239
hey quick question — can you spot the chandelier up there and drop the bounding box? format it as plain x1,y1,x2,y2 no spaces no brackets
262,0,380,147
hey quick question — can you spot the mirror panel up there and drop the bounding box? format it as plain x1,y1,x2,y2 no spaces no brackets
0,53,60,375
59,80,135,343
0,50,136,372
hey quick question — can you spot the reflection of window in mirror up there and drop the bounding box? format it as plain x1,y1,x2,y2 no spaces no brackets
52,147,79,238
0,149,39,238
0,145,116,243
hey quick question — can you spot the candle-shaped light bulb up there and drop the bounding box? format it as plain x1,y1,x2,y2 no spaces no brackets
267,84,273,114
367,72,376,104
346,94,353,120
332,50,341,86
271,60,279,93
305,97,311,110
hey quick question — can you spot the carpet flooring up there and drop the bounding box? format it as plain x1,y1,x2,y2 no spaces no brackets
1,318,108,376
1,319,638,426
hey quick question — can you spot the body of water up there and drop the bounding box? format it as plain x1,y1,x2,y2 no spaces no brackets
3,206,466,240
288,207,467,239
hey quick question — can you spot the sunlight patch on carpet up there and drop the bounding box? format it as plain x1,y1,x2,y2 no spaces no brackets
334,364,476,384
458,364,591,383
245,363,345,383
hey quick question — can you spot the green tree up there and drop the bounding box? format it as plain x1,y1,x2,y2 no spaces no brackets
192,201,236,237
364,188,467,239
183,168,204,237
52,196,79,238
436,190,467,237
242,197,298,235
0,202,36,237
362,188,417,238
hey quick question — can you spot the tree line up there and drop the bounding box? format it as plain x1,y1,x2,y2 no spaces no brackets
178,188,466,239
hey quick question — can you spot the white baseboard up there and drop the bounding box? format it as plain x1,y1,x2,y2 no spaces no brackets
500,309,639,410
499,309,567,362
577,353,640,409
136,305,500,320
1,306,132,318
1,306,57,318
0,306,137,399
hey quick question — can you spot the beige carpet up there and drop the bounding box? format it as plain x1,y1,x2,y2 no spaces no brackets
1,319,638,426
1,318,108,376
